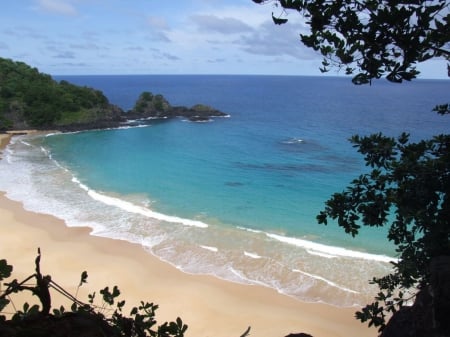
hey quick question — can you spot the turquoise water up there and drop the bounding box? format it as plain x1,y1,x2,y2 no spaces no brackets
1,75,448,306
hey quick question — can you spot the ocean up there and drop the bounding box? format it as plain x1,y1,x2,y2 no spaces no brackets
1,75,448,307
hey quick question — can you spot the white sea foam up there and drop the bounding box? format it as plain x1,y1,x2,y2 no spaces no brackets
40,146,49,155
236,226,262,234
244,251,262,259
4,148,13,164
200,245,218,252
141,234,167,248
228,267,268,287
72,177,89,191
267,233,396,263
70,177,208,228
282,137,304,144
306,249,338,259
117,124,150,130
238,226,393,262
45,132,61,137
293,269,359,294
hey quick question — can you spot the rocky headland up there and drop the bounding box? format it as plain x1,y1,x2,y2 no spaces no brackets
56,93,229,132
0,57,228,133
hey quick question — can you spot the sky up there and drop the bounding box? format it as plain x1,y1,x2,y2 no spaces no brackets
0,0,448,77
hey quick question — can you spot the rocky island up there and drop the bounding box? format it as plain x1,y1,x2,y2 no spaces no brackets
0,57,228,132
126,91,228,123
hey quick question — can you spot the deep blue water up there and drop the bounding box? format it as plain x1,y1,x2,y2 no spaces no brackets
1,75,448,306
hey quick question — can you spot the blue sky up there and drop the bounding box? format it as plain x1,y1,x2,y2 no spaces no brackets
0,0,447,77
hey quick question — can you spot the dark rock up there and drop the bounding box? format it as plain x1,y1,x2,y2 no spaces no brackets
126,91,228,121
430,255,450,335
381,256,450,337
381,289,433,337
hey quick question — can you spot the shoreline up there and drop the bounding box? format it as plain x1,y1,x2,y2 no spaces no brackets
0,133,376,337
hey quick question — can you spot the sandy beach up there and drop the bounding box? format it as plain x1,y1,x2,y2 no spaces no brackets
0,133,376,337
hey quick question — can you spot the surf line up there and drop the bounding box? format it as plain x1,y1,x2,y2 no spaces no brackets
72,177,209,229
267,233,396,263
293,269,359,294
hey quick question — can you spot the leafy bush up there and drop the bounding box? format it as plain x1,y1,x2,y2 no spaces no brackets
0,250,188,337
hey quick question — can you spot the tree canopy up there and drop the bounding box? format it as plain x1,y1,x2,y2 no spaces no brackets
253,0,450,84
0,57,112,130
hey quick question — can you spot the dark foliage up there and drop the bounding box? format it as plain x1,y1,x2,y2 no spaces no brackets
253,0,449,84
0,250,188,337
317,133,450,331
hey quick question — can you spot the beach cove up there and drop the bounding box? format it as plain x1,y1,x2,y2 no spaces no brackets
1,75,448,337
0,132,375,337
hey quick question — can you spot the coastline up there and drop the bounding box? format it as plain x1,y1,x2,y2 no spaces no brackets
0,134,376,337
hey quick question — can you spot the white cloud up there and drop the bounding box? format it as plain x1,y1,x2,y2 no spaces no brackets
237,20,316,60
36,0,78,16
54,51,76,59
147,16,170,31
190,15,253,34
141,30,169,43
198,3,270,27
69,42,103,51
162,52,181,61
124,46,145,51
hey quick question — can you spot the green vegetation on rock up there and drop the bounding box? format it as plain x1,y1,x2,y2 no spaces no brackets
0,57,120,130
129,91,227,121
132,91,171,116
0,59,227,131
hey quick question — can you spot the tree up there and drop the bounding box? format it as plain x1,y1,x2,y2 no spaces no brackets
317,133,450,334
253,0,450,336
253,0,449,84
0,250,188,337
